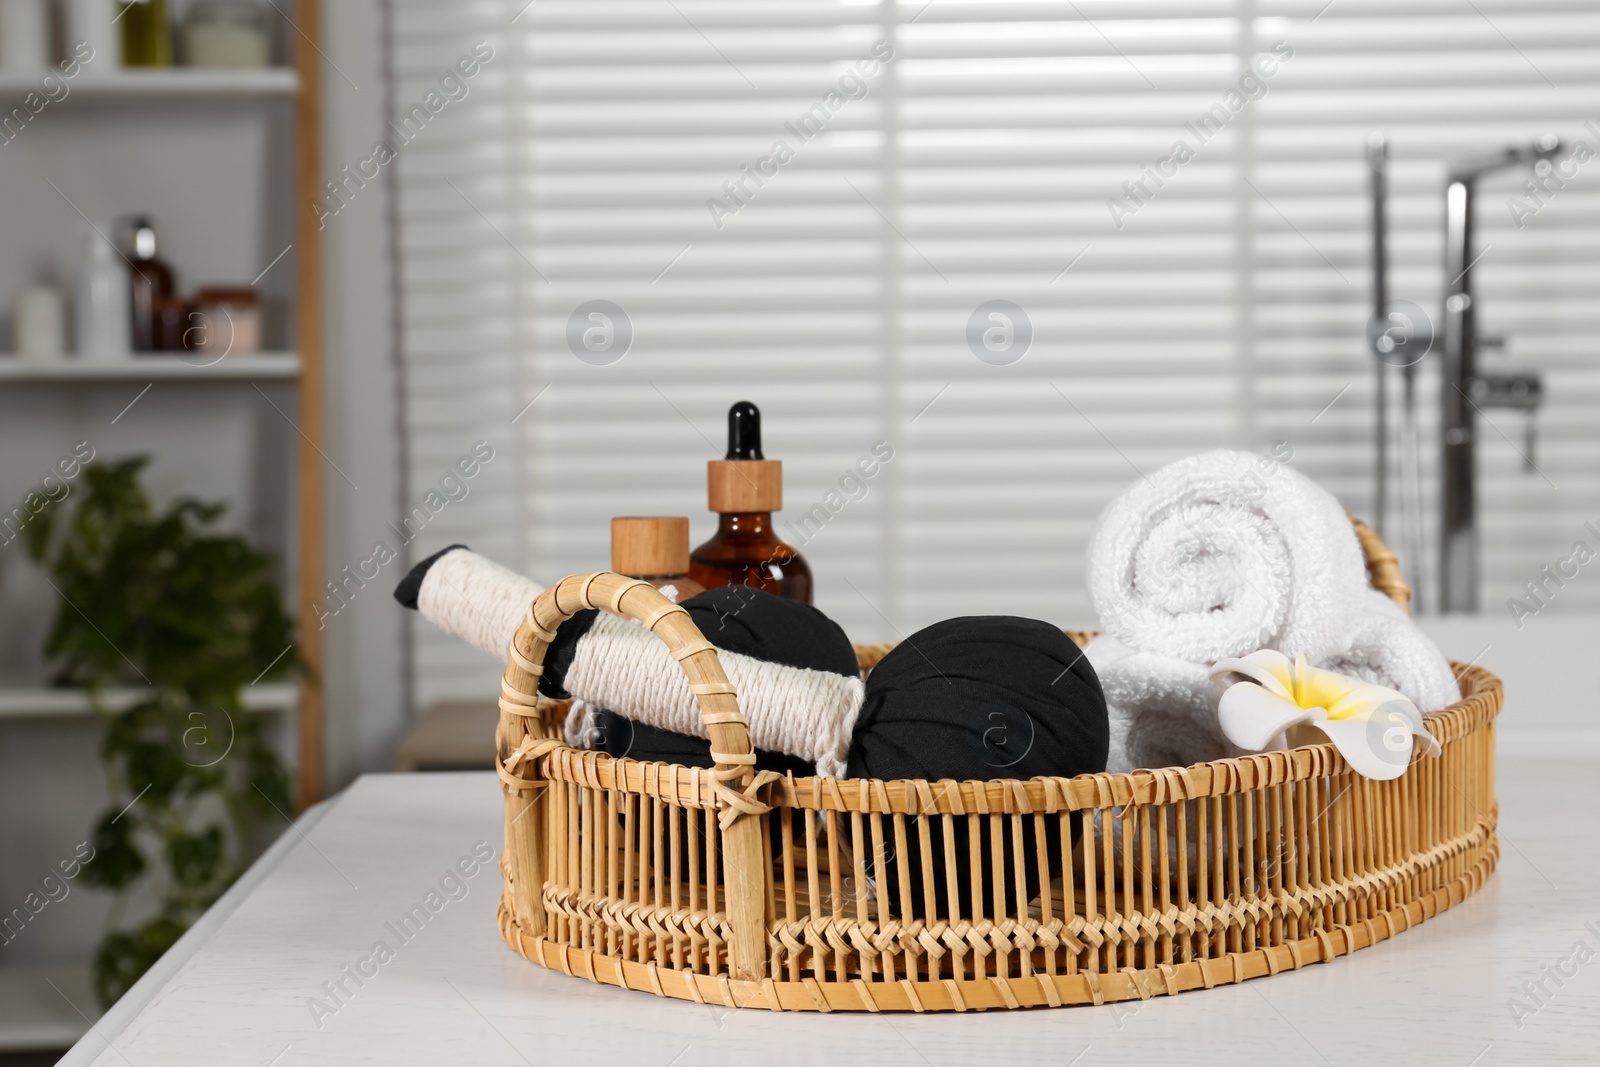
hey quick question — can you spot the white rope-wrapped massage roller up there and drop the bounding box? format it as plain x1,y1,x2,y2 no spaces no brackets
411,551,864,775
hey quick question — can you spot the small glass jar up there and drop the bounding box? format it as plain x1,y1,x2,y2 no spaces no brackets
183,0,271,68
189,287,260,355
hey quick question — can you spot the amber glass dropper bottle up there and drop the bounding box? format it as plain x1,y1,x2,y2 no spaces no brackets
688,401,812,603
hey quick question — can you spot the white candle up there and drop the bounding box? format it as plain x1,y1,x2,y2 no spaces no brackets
16,285,65,360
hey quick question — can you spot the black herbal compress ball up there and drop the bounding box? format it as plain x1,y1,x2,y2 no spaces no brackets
844,616,1109,921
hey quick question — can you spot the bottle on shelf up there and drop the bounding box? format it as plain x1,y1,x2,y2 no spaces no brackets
119,0,173,67
64,0,120,76
123,216,175,352
611,516,704,605
75,224,131,361
688,401,812,603
0,0,52,74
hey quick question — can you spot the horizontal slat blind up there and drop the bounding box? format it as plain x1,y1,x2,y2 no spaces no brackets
392,0,1600,707
896,2,1245,628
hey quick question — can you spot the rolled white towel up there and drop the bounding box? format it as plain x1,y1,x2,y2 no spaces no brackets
1326,589,1461,714
1088,449,1368,666
1085,450,1461,774
1085,634,1245,773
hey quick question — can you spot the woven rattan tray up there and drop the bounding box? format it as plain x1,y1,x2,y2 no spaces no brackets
493,518,1500,1012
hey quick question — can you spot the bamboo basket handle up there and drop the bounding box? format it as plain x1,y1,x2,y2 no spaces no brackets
502,571,771,982
502,571,756,782
1349,513,1412,613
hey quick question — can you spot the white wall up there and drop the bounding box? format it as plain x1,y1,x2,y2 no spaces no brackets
318,0,408,791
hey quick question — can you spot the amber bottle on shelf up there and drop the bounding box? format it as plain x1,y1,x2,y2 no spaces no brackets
125,217,175,352
611,516,705,605
688,401,812,603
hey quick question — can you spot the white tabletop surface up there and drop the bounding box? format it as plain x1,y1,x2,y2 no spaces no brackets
63,759,1600,1067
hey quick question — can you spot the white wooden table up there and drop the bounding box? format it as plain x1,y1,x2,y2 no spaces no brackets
62,760,1600,1066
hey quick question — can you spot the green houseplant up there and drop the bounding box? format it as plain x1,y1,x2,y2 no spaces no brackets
24,456,298,1006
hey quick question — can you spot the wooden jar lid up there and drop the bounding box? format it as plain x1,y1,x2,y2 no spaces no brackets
611,516,691,577
707,459,782,513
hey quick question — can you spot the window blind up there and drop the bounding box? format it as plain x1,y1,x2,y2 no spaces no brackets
389,0,1600,707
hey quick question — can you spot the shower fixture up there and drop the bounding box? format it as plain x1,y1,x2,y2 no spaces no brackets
1367,134,1559,614
1438,136,1560,613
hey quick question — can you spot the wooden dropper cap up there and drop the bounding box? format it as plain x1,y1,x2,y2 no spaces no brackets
707,400,782,512
611,516,691,577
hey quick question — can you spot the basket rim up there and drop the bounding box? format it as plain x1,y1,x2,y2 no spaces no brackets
501,513,1430,813
515,660,1500,816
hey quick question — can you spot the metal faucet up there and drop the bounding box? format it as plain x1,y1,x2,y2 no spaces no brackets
1438,136,1559,613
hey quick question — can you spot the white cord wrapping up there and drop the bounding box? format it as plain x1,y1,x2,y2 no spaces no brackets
564,613,863,777
416,550,546,660
413,550,863,777
563,699,600,749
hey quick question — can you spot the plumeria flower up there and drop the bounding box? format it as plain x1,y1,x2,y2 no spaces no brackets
1209,649,1441,780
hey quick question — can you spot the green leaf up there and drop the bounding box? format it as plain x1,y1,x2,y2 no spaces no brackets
30,454,299,1007
168,825,226,889
76,809,146,891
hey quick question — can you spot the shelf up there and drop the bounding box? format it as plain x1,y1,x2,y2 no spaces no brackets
0,963,96,1052
0,682,296,720
0,352,299,383
0,67,298,97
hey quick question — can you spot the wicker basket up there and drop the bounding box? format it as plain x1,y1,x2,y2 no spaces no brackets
494,518,1500,1012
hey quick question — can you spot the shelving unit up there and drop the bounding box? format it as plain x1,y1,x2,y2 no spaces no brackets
0,3,326,1051
0,351,299,381
0,5,325,789
0,68,298,97
0,682,296,719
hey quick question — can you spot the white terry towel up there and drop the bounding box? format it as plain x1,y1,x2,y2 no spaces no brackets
1325,588,1461,713
1086,450,1460,773
1088,449,1369,666
1086,635,1245,773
